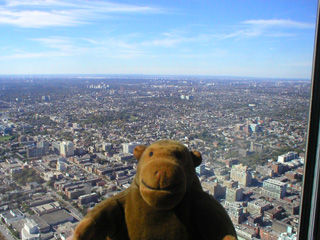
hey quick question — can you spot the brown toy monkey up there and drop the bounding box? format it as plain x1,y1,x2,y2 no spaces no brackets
73,140,237,240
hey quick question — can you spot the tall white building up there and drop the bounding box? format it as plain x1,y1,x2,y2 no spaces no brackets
21,218,40,240
60,141,74,157
57,158,67,172
122,142,140,154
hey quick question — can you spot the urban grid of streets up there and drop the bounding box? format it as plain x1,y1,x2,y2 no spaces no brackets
0,75,310,239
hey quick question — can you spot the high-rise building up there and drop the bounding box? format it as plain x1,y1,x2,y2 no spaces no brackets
37,139,49,154
249,123,262,132
250,141,264,152
262,179,287,199
202,181,226,199
196,164,206,175
122,142,140,154
102,142,113,152
230,164,252,187
57,158,67,172
226,187,244,202
51,141,61,155
41,95,50,101
60,141,74,157
270,162,284,174
27,147,44,158
225,202,245,224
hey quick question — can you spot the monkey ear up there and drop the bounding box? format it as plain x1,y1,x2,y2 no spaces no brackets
190,150,202,167
133,145,147,161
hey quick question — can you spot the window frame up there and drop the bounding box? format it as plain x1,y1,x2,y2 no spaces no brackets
298,1,320,239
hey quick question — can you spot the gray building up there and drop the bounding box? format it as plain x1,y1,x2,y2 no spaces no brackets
226,187,244,202
247,199,271,215
262,179,287,199
27,146,45,158
230,164,252,187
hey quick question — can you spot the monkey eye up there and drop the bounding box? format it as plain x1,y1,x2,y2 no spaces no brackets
149,151,153,157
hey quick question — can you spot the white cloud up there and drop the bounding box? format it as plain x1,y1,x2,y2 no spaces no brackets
242,19,314,29
81,37,140,53
31,37,77,51
141,32,215,48
220,19,314,40
4,0,77,7
23,31,216,60
0,36,90,60
0,9,82,27
0,0,160,28
142,38,185,47
219,29,262,39
11,36,147,60
5,0,156,12
0,51,71,60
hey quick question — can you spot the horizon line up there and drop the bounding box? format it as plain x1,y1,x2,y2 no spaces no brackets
0,73,311,81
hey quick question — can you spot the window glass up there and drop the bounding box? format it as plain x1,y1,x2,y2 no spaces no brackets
0,1,317,239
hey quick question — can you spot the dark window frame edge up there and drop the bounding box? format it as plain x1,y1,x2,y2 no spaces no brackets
298,1,320,239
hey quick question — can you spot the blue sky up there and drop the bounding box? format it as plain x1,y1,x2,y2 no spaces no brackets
0,0,318,78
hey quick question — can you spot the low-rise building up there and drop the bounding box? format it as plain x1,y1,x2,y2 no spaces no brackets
247,199,271,215
78,193,99,206
278,152,299,163
264,207,283,221
39,209,74,227
235,225,258,239
21,218,40,240
260,227,280,240
31,202,61,216
1,209,25,225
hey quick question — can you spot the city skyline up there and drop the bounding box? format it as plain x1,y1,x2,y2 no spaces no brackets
0,0,318,78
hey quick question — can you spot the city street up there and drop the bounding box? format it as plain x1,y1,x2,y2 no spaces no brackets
0,223,16,240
